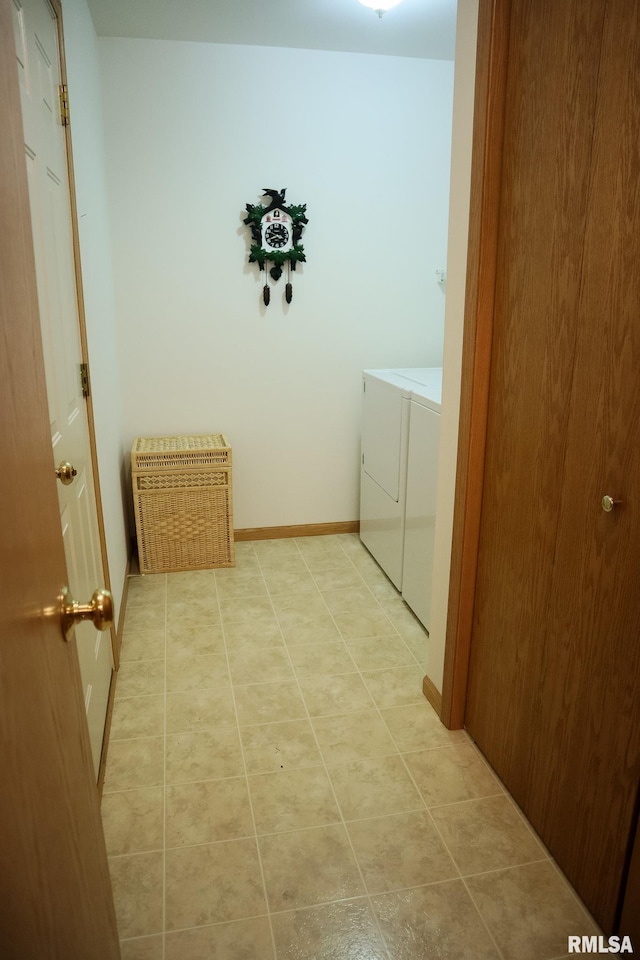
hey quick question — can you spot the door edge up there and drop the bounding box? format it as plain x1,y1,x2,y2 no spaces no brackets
440,0,511,729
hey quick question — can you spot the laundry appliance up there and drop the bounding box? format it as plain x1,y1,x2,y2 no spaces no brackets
359,367,442,605
401,378,442,632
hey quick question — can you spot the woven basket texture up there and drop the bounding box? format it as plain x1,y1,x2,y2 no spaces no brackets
132,435,234,573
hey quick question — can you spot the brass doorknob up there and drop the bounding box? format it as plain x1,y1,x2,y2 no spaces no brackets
56,461,78,485
601,495,621,513
61,586,114,641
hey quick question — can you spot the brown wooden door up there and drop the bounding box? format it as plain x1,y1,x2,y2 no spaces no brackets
465,0,640,934
0,2,120,956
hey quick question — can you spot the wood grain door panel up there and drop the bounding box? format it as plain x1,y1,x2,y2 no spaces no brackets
466,0,606,789
529,0,640,923
466,0,640,932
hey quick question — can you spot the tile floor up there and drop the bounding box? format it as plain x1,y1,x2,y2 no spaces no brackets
102,533,598,960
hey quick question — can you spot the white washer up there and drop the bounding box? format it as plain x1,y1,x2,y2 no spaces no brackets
360,368,442,591
401,377,442,632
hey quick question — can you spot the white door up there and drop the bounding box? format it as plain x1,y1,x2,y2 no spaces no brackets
14,0,113,777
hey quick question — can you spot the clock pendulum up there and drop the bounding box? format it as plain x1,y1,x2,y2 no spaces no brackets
243,188,308,308
286,262,293,304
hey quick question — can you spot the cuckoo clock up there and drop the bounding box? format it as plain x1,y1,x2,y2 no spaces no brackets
243,188,308,306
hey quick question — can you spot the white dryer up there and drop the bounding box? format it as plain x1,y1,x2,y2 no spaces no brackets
360,368,442,591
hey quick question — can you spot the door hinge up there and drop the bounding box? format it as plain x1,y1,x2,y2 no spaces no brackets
58,84,70,127
80,362,90,398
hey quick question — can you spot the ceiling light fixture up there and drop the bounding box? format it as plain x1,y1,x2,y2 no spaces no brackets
358,0,404,18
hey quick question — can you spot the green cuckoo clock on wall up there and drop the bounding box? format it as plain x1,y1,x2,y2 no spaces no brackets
243,188,308,306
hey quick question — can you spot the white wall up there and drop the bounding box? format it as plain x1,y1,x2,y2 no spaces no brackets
99,39,454,529
427,0,479,693
62,0,129,616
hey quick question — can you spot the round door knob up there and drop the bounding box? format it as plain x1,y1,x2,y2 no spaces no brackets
60,586,114,641
601,495,621,513
55,461,78,485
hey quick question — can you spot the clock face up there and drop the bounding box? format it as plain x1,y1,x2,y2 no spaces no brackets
264,222,290,249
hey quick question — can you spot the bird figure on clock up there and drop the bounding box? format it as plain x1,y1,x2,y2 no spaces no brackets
243,187,308,306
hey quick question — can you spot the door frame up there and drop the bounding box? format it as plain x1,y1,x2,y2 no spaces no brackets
440,0,509,729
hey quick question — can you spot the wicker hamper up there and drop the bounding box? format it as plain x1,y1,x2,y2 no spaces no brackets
131,434,235,573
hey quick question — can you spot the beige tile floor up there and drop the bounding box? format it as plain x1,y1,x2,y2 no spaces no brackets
102,534,598,960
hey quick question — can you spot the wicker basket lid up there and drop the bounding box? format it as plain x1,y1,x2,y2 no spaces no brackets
132,434,229,453
131,434,232,471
